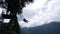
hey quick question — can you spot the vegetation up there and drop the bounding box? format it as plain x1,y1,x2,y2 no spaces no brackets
0,0,33,34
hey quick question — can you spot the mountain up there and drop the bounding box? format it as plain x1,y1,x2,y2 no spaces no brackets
21,22,60,34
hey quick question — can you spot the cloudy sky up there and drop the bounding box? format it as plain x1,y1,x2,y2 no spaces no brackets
0,0,60,28
18,0,60,28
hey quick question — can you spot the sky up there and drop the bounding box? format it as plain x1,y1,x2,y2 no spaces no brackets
18,0,60,28
0,0,60,28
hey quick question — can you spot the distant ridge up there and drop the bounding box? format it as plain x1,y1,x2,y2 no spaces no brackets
22,22,60,34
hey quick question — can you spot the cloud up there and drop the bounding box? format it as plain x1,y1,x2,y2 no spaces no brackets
18,0,60,28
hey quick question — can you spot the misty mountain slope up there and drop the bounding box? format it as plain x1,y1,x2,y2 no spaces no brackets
21,22,60,34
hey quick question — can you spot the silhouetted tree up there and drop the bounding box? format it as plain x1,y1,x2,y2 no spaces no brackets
1,0,33,34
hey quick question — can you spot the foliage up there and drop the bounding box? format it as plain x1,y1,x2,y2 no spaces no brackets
0,0,33,34
5,0,33,14
0,29,17,34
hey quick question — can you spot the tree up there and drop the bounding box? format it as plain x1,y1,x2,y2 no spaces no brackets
1,0,33,34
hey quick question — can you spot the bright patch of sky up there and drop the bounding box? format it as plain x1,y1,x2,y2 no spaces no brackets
18,0,60,28
0,8,3,14
3,19,11,23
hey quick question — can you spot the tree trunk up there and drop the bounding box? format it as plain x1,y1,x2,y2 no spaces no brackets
9,15,21,34
2,14,21,34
